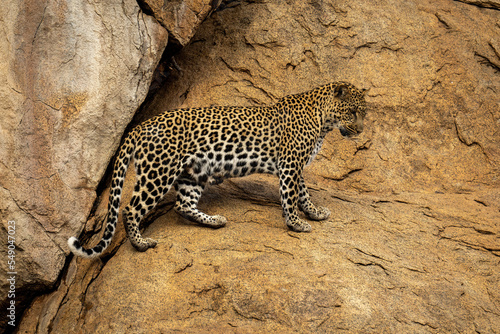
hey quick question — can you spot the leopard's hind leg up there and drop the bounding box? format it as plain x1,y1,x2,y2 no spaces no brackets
123,158,182,252
174,173,227,228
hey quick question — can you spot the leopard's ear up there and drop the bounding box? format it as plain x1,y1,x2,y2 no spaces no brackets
333,84,350,100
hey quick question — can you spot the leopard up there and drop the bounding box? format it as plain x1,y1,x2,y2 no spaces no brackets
68,81,366,258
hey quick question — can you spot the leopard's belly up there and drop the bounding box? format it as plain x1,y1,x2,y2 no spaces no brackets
184,146,279,185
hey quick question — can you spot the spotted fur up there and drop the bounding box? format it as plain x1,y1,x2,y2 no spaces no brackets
68,82,366,258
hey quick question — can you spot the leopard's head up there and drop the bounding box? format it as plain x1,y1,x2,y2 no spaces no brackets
322,82,366,137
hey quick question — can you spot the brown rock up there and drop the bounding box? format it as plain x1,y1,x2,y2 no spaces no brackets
456,0,500,9
17,0,500,332
145,0,500,193
18,176,500,333
140,0,221,46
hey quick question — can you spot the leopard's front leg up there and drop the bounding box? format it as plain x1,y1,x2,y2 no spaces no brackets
298,176,331,221
278,167,312,232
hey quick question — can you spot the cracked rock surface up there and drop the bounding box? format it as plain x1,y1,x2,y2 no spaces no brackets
14,0,500,332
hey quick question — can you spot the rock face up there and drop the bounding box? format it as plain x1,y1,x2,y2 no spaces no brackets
0,0,168,329
146,0,500,194
140,0,222,46
15,0,500,333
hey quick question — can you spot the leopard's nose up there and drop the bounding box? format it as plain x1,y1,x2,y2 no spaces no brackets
355,117,364,133
357,123,363,133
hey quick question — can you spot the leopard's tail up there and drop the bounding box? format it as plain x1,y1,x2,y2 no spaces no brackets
68,130,137,258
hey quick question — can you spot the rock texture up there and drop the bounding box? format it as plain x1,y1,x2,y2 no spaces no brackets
456,0,500,10
140,0,222,46
16,0,500,333
0,0,167,329
18,176,500,333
